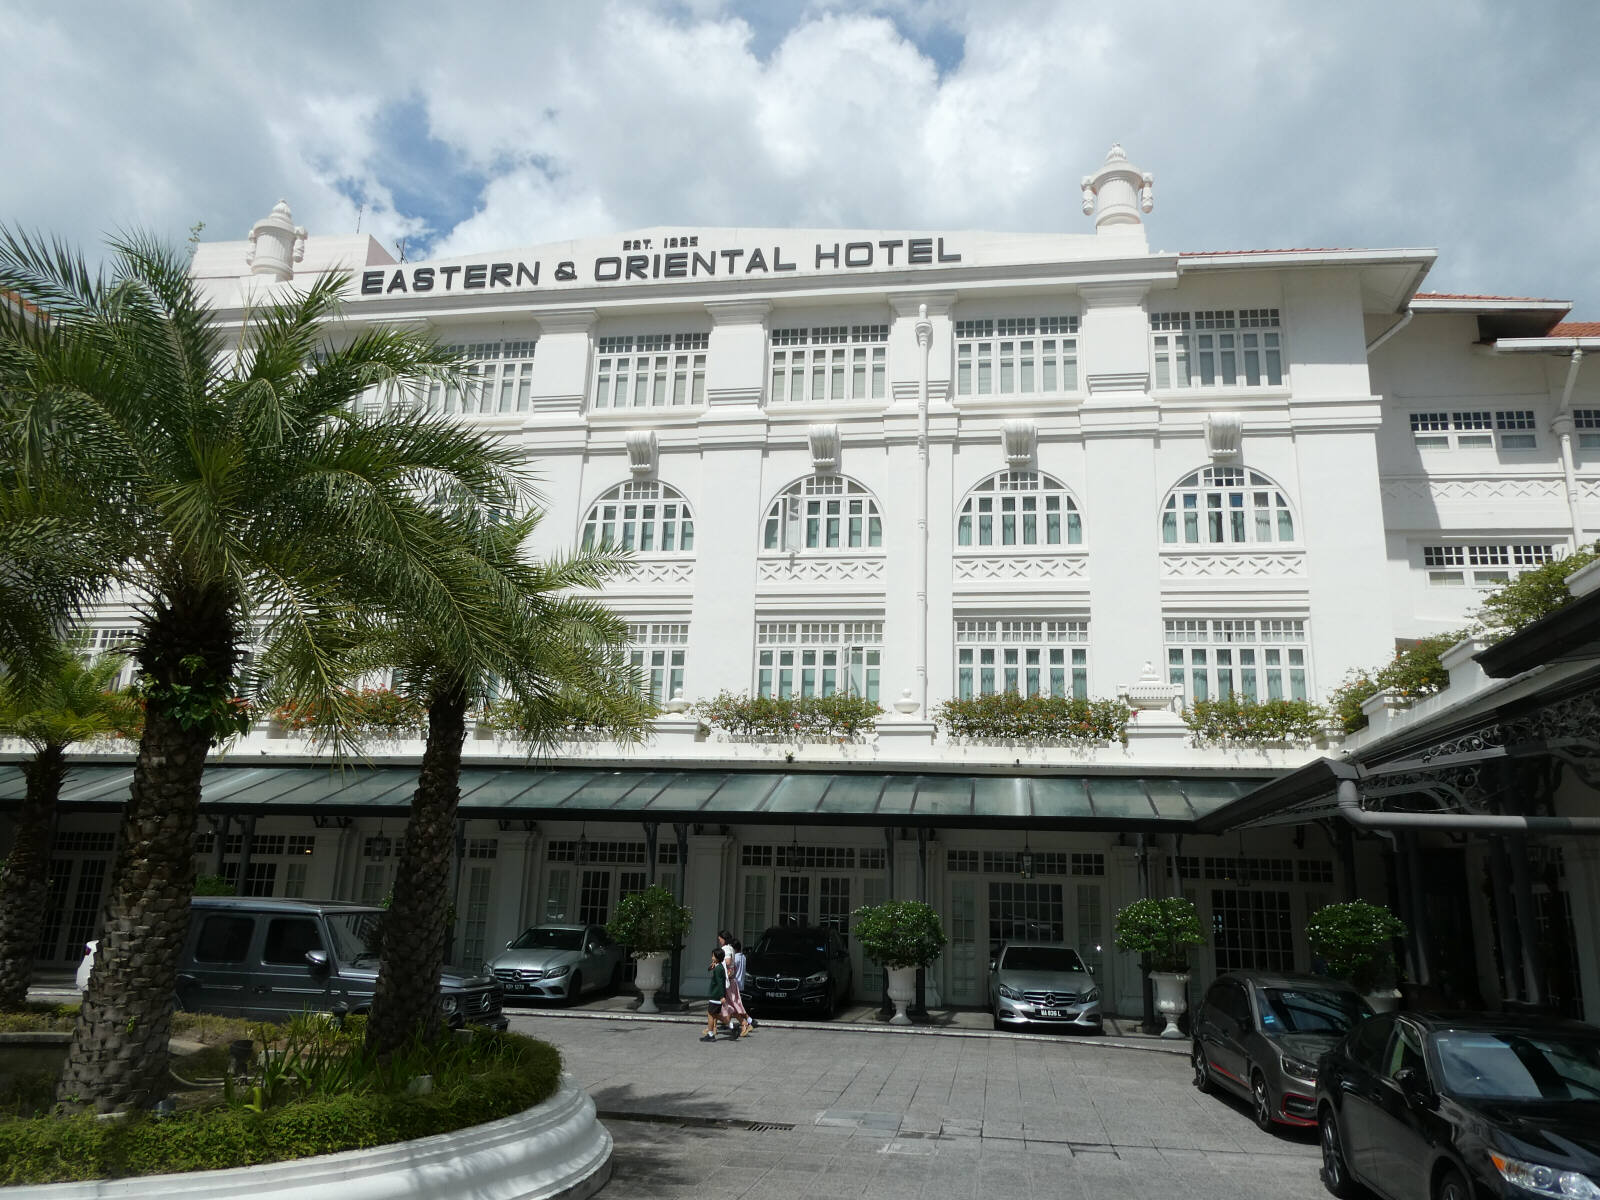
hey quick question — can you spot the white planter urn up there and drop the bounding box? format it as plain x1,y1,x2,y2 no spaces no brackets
885,965,917,1025
633,952,666,1014
1363,989,1402,1014
1150,971,1190,1038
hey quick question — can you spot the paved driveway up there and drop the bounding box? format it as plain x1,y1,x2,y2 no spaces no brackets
507,1012,1325,1200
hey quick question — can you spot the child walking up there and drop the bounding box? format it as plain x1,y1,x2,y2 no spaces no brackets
701,946,728,1042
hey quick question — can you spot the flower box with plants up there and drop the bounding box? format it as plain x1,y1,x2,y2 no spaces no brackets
605,884,692,1012
851,899,947,1024
271,688,428,738
1305,900,1407,1007
933,693,1133,746
1112,896,1205,1037
692,691,883,743
1182,696,1327,747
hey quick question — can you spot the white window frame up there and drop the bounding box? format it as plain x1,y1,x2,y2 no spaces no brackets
1151,309,1283,390
1161,466,1296,546
756,622,882,701
1572,409,1600,451
425,340,537,415
955,619,1088,700
957,472,1083,548
763,476,882,553
592,332,708,409
581,481,695,554
628,623,688,705
954,315,1080,397
1421,542,1557,589
1409,409,1540,451
83,626,139,691
1164,618,1309,706
769,324,887,404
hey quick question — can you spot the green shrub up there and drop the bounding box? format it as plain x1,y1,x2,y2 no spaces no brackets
1306,901,1407,993
1475,542,1599,637
1112,897,1205,973
273,688,427,737
692,691,884,741
1182,696,1326,746
1325,631,1469,734
0,1032,562,1185
851,900,947,969
0,1003,80,1033
193,873,233,896
1326,671,1381,734
605,884,692,956
933,693,1132,745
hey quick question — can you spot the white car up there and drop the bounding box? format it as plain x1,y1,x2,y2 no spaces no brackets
76,940,98,990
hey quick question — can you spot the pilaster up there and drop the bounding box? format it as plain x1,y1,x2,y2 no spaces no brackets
529,308,597,414
704,300,771,408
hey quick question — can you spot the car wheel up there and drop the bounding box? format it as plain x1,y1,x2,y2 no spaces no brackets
1435,1167,1470,1200
1192,1044,1213,1093
566,972,583,1004
1320,1109,1357,1198
1251,1070,1274,1132
609,962,623,992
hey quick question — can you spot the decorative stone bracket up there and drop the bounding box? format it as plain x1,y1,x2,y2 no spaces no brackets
1001,418,1036,469
808,423,840,473
625,429,658,478
1204,411,1243,460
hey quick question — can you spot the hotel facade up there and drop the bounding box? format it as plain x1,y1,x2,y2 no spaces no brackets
7,147,1600,1023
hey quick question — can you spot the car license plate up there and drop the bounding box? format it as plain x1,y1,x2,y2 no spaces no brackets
1039,1007,1062,1018
766,991,788,999
507,982,527,992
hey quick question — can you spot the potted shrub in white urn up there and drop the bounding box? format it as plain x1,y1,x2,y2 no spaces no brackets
1113,896,1205,1038
1306,900,1408,1012
852,899,947,1025
606,884,692,1014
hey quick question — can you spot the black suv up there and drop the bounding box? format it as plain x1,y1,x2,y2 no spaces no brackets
744,926,853,1020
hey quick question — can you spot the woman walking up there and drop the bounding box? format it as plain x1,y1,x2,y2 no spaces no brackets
718,930,751,1037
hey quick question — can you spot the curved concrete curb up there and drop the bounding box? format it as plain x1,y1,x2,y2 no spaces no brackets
8,1076,613,1200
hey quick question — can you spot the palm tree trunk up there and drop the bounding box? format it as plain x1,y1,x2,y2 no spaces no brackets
54,705,210,1111
366,687,468,1055
0,744,67,1009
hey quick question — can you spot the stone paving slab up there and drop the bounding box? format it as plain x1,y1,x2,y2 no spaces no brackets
509,1012,1325,1200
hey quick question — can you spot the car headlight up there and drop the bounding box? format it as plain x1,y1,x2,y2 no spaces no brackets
804,971,829,987
1082,987,1100,1004
1490,1154,1600,1199
544,964,570,978
439,994,461,1014
998,984,1022,1001
1280,1053,1318,1082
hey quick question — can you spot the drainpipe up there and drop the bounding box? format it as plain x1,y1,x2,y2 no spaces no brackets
1552,349,1586,547
1402,833,1432,986
914,304,933,714
1365,310,1413,355
1334,779,1600,833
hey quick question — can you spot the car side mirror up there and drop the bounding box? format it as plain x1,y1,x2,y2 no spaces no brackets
1396,1068,1432,1108
305,949,329,971
988,961,997,972
505,940,514,949
586,943,599,955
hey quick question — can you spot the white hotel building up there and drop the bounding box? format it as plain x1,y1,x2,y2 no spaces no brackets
7,146,1600,1023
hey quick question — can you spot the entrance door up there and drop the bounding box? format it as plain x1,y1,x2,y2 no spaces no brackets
34,857,111,966
987,880,1065,957
946,880,980,1005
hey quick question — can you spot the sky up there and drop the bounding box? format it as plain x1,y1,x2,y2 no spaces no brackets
3,0,1597,314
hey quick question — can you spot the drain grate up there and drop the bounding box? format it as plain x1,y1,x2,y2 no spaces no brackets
741,1121,795,1133
598,1110,794,1134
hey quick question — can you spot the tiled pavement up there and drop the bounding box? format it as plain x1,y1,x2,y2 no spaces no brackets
505,1008,1327,1200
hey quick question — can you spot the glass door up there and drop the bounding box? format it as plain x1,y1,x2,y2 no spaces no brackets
946,879,980,1005
777,875,811,926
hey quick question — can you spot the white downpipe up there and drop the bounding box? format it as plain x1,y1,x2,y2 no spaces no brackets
1365,309,1413,354
1335,778,1600,833
1554,349,1586,546
915,304,933,713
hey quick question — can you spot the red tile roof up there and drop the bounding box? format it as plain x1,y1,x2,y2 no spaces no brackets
1548,322,1600,338
1414,291,1568,303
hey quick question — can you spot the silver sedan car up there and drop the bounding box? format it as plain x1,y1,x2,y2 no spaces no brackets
486,923,624,1003
988,942,1103,1032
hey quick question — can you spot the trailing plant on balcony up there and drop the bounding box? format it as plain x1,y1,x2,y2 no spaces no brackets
851,900,947,969
1112,896,1205,973
933,693,1132,746
1326,630,1468,733
272,688,427,737
1474,542,1599,638
692,691,883,742
1306,900,1407,993
1182,696,1327,747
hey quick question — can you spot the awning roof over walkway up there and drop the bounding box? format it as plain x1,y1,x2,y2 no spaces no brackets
0,762,1272,830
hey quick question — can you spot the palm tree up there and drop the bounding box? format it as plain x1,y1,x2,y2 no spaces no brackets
267,511,656,1053
0,229,531,1110
0,644,141,1009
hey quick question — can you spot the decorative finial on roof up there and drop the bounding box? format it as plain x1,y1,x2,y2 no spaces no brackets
245,199,308,281
1080,145,1154,235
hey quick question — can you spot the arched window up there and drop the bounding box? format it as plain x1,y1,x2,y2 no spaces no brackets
581,481,695,553
957,472,1082,548
762,476,882,552
1161,467,1295,546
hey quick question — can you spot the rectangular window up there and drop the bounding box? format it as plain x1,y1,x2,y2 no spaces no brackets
955,618,1088,701
627,622,689,705
1151,309,1282,389
769,324,886,404
1164,617,1308,705
462,866,493,970
425,340,538,415
83,627,139,691
1211,888,1294,972
755,622,881,702
1575,409,1600,451
955,315,1079,397
195,915,255,963
1422,542,1556,588
1411,409,1540,450
592,332,708,409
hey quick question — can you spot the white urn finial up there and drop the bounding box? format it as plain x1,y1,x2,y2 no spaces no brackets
245,198,308,281
1081,145,1154,233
